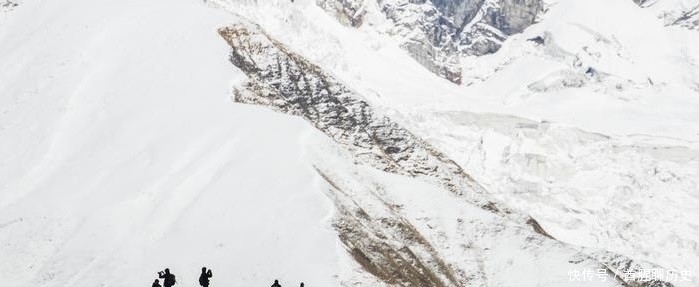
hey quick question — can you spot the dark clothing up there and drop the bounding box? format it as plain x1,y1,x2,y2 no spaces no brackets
152,281,161,287
199,270,213,287
159,273,176,287
271,282,282,287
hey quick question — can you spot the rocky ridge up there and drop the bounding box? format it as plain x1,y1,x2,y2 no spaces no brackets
218,21,678,287
317,0,544,83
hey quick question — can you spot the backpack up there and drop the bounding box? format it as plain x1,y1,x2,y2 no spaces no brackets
199,271,211,285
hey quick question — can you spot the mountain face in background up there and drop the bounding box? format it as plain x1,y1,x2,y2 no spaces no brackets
1,0,698,287
318,0,543,83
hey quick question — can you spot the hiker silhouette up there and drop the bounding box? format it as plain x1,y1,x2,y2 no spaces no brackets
158,268,177,287
152,279,161,287
199,267,213,287
300,283,304,287
271,279,282,287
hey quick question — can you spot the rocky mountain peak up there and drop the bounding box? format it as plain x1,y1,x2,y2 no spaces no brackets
318,0,543,83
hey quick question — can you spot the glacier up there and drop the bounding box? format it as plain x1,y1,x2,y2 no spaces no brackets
1,0,697,286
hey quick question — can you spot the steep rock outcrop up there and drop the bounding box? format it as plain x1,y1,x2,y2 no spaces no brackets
663,4,699,30
317,0,367,27
633,0,652,7
219,22,497,210
318,0,543,84
0,0,20,14
378,0,463,84
218,21,676,287
633,0,699,31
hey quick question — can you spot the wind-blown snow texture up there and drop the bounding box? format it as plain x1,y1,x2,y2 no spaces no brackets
1,0,698,287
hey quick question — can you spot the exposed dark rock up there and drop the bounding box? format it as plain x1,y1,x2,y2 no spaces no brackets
317,0,367,27
667,4,699,30
218,22,677,287
318,0,544,84
585,67,597,77
527,35,545,45
318,169,464,287
1,0,18,7
587,250,677,287
632,0,652,7
0,0,19,12
218,22,499,210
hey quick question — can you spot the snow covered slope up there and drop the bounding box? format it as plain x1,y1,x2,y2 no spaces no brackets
0,0,356,286
209,0,698,285
1,0,697,286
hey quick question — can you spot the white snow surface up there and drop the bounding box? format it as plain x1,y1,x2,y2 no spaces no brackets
0,0,353,286
211,0,699,283
2,0,699,286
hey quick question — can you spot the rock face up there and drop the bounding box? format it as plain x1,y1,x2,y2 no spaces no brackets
218,21,677,287
378,0,464,84
318,0,543,84
632,0,651,6
317,0,367,27
662,4,699,31
633,0,698,31
0,0,20,14
384,0,543,56
218,22,497,210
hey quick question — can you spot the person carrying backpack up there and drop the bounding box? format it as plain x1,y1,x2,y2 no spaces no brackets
199,267,213,287
271,279,282,287
158,268,177,287
152,279,161,287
